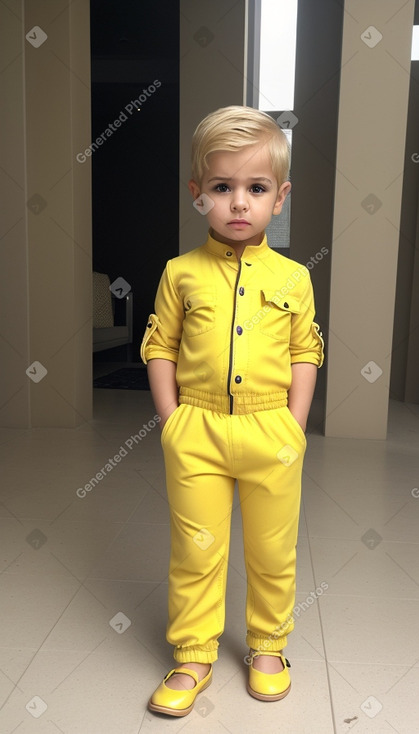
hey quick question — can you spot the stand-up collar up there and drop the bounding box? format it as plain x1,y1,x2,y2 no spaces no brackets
203,231,271,262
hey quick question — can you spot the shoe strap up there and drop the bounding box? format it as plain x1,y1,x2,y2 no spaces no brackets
164,667,200,685
250,650,291,667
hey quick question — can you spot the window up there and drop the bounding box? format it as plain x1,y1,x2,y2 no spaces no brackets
412,25,419,60
258,0,298,111
246,0,298,248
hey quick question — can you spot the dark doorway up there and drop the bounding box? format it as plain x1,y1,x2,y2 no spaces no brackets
90,1,180,365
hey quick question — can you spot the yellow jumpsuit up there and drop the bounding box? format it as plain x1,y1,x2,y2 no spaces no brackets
141,232,324,664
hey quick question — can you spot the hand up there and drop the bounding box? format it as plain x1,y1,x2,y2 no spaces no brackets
147,359,179,431
160,404,179,430
289,409,306,433
287,363,317,434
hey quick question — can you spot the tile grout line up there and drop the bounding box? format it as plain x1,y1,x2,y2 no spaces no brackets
302,497,338,734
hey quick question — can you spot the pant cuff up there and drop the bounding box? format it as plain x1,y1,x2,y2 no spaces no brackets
246,631,288,652
173,643,218,664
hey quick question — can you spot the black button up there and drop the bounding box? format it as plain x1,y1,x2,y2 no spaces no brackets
239,287,245,296
226,251,233,257
235,375,242,384
147,322,152,328
236,326,243,335
283,302,289,308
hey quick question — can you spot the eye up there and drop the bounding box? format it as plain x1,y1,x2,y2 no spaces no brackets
213,183,230,193
250,184,266,194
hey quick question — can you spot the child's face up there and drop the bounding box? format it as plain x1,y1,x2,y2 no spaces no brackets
189,141,291,250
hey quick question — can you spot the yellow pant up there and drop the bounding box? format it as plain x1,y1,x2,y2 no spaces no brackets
161,402,307,664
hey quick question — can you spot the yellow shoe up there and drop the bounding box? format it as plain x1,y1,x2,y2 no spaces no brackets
148,665,212,717
247,650,291,702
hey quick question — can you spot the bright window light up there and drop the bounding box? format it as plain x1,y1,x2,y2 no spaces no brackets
258,0,298,111
412,26,419,60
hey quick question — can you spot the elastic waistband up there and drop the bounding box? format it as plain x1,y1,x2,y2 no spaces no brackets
179,387,288,415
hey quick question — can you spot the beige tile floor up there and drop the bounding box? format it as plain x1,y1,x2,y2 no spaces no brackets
0,387,418,734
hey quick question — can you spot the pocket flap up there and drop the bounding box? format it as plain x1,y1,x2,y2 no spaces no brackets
262,290,301,314
182,290,216,336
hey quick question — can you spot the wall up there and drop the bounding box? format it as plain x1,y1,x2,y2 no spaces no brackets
0,0,92,427
404,189,419,402
2,0,416,431
1,0,28,427
291,0,344,410
179,0,246,254
325,0,415,438
390,3,419,403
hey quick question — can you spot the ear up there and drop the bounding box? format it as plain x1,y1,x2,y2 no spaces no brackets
272,181,291,215
188,179,201,199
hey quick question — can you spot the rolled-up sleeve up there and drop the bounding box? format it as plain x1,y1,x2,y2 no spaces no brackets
140,261,184,364
289,274,324,367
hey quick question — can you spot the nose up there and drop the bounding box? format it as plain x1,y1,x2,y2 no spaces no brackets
231,187,249,212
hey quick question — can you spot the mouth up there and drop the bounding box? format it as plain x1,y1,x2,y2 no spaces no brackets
228,219,250,225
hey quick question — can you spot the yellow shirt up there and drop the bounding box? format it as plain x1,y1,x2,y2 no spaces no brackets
141,232,324,415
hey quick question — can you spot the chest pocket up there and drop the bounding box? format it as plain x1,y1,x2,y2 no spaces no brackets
182,291,216,337
259,290,301,341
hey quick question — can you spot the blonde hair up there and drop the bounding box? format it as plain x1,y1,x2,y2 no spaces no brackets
191,105,290,187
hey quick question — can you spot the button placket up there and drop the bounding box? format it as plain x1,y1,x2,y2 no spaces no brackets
230,270,249,394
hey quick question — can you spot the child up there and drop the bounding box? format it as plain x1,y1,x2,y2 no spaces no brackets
141,105,324,717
